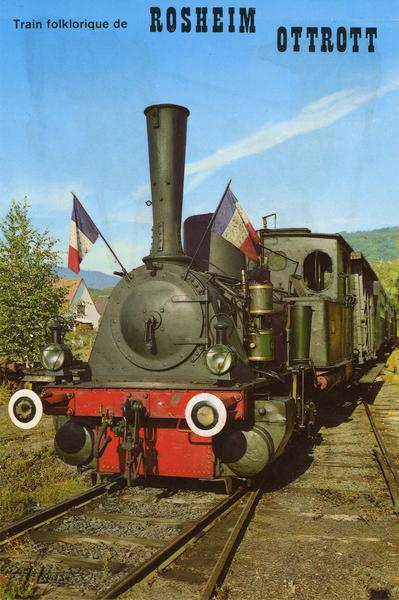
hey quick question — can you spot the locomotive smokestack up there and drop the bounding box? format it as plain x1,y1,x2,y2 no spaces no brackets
143,104,190,264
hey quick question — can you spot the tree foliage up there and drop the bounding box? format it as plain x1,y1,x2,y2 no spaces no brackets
340,227,399,311
342,227,399,263
0,199,67,363
371,258,399,311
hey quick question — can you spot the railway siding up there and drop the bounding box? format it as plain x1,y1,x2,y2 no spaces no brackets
221,375,399,600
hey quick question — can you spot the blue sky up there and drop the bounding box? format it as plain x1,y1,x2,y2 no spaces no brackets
1,0,399,273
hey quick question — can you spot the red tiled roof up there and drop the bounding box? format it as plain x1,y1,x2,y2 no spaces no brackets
53,278,82,305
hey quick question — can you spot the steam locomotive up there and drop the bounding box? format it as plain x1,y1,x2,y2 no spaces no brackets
8,104,397,486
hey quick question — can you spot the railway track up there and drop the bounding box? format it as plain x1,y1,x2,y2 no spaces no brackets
1,361,398,599
0,472,260,599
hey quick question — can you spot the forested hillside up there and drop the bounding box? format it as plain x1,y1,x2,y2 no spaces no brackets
340,226,399,310
341,227,399,262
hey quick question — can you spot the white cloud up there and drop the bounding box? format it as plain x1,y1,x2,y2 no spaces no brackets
184,170,213,193
185,77,399,180
128,77,399,198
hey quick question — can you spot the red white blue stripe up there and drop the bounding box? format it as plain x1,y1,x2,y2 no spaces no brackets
212,187,260,261
68,194,99,273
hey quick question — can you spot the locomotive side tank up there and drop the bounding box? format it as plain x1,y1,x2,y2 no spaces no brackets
29,104,308,484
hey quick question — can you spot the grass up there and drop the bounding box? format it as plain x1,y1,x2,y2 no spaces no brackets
0,430,90,597
0,442,89,523
0,382,10,405
89,287,113,299
215,586,230,599
0,379,91,598
0,536,41,599
0,324,95,524
383,347,399,383
0,406,90,524
0,572,39,600
65,325,97,362
0,401,51,438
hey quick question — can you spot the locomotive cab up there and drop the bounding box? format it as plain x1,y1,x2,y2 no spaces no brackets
260,229,354,391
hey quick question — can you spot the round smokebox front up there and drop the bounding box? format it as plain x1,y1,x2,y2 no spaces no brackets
113,271,204,370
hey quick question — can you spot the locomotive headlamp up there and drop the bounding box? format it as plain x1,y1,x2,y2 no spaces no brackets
8,389,43,430
41,343,66,371
205,344,236,375
41,321,72,373
185,393,227,437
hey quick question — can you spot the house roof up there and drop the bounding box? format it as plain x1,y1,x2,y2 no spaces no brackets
54,278,83,305
95,296,109,317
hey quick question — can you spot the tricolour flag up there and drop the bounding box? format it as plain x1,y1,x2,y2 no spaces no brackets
212,187,260,260
68,194,99,273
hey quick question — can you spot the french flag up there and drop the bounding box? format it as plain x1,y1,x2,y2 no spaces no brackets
212,187,260,261
68,194,99,273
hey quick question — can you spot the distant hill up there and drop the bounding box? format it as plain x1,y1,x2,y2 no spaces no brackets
89,287,114,299
57,267,119,289
341,227,399,263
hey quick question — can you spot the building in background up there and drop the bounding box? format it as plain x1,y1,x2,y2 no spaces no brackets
54,278,101,329
94,296,109,324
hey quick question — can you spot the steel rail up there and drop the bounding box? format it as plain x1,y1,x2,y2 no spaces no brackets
200,485,263,600
0,476,125,544
362,399,399,484
101,484,249,599
362,398,399,513
372,449,399,514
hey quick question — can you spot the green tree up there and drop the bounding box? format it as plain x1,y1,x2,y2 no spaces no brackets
0,199,66,364
371,258,399,311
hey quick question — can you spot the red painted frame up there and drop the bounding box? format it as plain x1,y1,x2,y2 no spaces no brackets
43,387,247,478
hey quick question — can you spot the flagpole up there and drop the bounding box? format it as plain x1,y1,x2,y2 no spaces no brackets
183,179,232,280
70,192,130,279
97,231,130,279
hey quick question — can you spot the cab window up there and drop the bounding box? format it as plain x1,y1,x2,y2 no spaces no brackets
303,250,333,291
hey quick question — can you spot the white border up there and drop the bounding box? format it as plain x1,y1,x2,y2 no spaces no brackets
185,393,227,437
8,389,43,430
